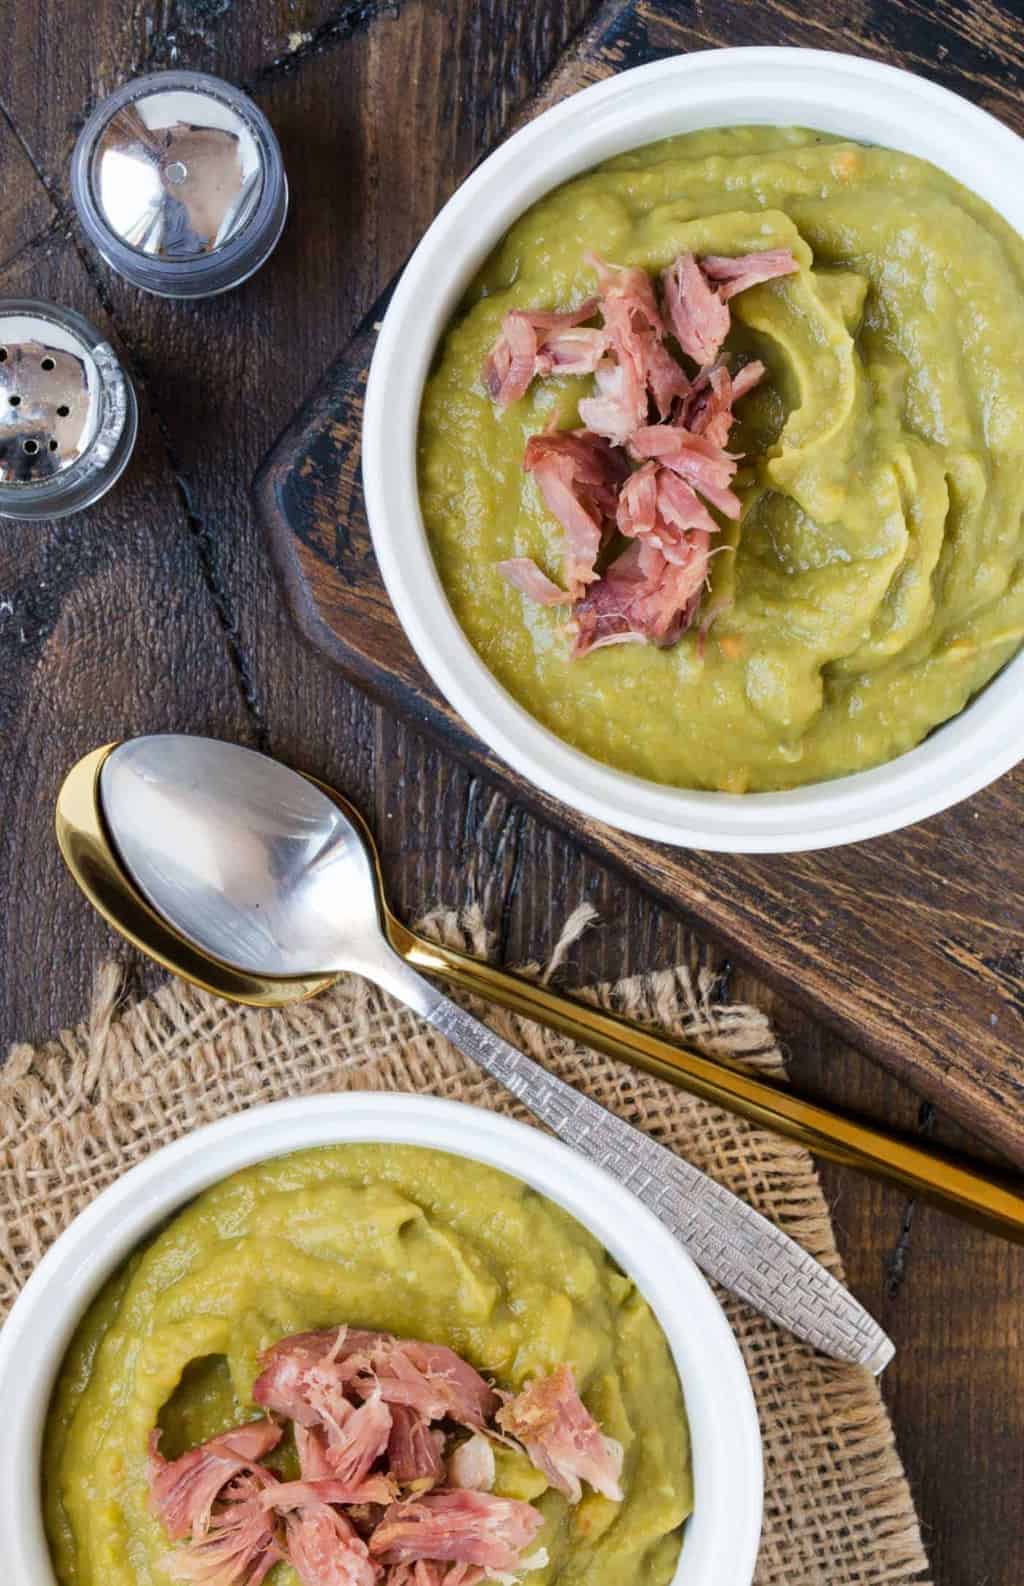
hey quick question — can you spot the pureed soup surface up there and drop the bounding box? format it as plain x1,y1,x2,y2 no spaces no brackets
419,127,1024,791
43,1145,691,1586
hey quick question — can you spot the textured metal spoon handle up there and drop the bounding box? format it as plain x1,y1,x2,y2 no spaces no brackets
422,989,893,1373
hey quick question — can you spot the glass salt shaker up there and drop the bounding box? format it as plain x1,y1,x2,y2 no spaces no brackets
0,300,138,521
70,70,288,299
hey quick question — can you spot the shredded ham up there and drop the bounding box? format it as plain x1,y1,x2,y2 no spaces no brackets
253,1331,383,1427
369,1491,543,1574
700,249,799,301
264,1477,396,1512
496,557,572,606
388,1405,447,1490
159,1473,283,1586
374,1341,498,1431
523,429,629,598
285,1502,380,1586
567,546,644,652
682,362,762,449
296,1424,335,1482
257,1330,497,1441
153,1331,620,1586
591,463,716,648
485,248,792,650
385,1565,485,1586
577,252,689,442
496,1366,624,1504
148,1422,283,1541
629,424,741,519
660,252,731,368
320,1387,393,1487
729,359,767,403
568,541,675,655
663,249,796,366
618,461,718,554
481,300,603,407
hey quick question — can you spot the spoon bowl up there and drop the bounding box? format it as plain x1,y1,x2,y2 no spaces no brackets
56,743,336,1006
99,736,382,979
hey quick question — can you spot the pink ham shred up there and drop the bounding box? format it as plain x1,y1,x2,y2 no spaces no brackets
369,1491,543,1574
661,252,731,368
387,1405,447,1489
497,263,775,643
481,300,604,407
496,1366,624,1504
152,1330,628,1586
284,1502,380,1586
496,557,572,606
576,356,645,448
618,461,718,555
255,1329,497,1440
253,1331,371,1426
682,361,764,449
443,1569,486,1586
700,249,798,301
663,250,797,367
570,537,702,656
272,1423,396,1506
288,1424,397,1505
602,463,716,647
523,429,629,598
159,1473,283,1586
148,1422,283,1541
264,1477,396,1512
253,1330,385,1427
730,359,767,403
385,1566,484,1586
578,253,689,442
296,1424,335,1482
320,1388,393,1487
629,424,741,519
261,1356,391,1488
369,1341,498,1431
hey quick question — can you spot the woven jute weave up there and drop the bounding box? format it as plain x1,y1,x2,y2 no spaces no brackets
0,905,930,1586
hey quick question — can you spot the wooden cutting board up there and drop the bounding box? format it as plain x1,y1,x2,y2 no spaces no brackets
255,0,1024,1167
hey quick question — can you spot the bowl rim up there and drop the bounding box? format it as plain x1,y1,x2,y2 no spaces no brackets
362,45,1024,852
0,1092,763,1586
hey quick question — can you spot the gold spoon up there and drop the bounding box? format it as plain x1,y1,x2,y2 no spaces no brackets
56,740,1024,1245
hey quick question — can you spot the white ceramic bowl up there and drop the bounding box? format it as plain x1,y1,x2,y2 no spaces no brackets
0,1093,762,1586
363,47,1024,853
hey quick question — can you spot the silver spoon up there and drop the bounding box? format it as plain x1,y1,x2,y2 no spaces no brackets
97,733,893,1371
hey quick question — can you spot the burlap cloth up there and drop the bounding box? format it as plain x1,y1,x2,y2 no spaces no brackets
1,905,930,1585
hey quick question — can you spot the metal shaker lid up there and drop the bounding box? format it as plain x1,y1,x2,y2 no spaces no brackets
90,86,264,260
71,72,288,299
0,315,99,483
0,301,137,519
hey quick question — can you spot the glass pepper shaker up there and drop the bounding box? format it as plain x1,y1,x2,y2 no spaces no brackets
70,69,288,299
0,299,138,520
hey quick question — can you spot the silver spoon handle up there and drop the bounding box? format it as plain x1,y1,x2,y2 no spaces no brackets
386,961,893,1373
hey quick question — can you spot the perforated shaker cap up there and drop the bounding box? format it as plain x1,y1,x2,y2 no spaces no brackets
0,300,137,520
71,71,288,298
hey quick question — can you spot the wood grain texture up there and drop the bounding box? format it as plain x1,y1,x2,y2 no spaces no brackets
2,2,1023,1581
0,112,55,270
257,0,1024,1163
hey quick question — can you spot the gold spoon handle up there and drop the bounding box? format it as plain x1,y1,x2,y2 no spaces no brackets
386,913,1024,1245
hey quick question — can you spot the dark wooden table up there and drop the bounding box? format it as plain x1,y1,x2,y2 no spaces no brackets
1,4,1021,1581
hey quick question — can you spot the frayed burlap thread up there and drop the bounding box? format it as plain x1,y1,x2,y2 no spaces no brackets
0,905,930,1585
